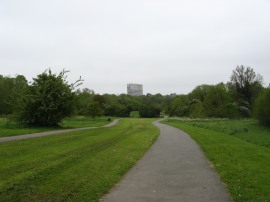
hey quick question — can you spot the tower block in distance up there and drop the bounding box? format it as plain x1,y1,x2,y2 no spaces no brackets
127,84,143,96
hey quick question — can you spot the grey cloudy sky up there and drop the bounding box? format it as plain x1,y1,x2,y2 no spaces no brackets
1,0,270,95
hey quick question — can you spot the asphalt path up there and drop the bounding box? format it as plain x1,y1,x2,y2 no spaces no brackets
100,119,232,202
0,119,119,143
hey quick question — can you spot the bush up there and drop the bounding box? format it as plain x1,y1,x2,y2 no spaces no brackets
14,69,81,126
254,88,270,126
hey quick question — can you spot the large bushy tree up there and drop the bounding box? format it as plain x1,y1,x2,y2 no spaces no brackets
227,65,263,116
14,69,82,126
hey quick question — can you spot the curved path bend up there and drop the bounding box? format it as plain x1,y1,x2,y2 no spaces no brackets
101,119,232,202
0,119,119,143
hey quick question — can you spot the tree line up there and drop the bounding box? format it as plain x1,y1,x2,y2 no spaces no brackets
0,65,269,126
169,66,268,123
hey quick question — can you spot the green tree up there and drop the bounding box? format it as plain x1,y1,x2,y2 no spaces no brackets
162,94,175,115
139,96,161,118
169,95,188,117
254,88,270,126
139,103,160,118
204,83,231,117
75,88,95,115
227,65,263,115
87,102,102,118
188,84,211,102
14,69,82,126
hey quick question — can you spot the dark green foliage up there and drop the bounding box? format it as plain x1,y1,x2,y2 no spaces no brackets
14,69,81,126
162,94,175,115
76,92,164,118
139,104,160,118
87,101,102,118
103,94,133,117
169,83,233,118
169,95,188,117
188,99,205,118
86,94,106,118
0,75,28,115
204,83,232,117
254,88,270,126
139,95,161,118
75,88,95,115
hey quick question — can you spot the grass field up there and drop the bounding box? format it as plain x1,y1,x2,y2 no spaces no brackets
0,118,159,201
162,118,270,202
0,116,111,137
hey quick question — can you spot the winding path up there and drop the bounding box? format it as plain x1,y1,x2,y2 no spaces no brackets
0,119,119,143
100,119,232,202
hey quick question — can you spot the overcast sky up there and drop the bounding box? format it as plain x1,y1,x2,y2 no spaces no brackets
1,0,270,95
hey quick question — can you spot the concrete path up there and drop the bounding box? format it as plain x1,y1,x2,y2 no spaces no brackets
100,119,232,202
0,119,119,143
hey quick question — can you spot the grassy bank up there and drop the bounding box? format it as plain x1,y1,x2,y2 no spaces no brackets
0,118,158,201
0,116,111,137
162,118,270,202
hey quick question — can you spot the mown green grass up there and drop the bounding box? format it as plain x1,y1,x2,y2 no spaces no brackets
0,118,159,201
0,116,111,137
162,118,270,202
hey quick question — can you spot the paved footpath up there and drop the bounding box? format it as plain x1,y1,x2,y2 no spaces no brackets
0,119,118,143
100,119,232,202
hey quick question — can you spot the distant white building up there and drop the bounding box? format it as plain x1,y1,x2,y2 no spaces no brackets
127,83,143,96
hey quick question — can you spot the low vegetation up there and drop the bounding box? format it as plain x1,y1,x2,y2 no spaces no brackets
0,118,159,201
0,116,111,137
162,118,270,202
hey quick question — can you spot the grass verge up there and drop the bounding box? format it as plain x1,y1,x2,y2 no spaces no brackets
162,118,270,202
0,118,158,201
0,116,111,137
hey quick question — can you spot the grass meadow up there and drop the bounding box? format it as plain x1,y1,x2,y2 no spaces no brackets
162,118,270,202
0,116,111,137
0,118,158,201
